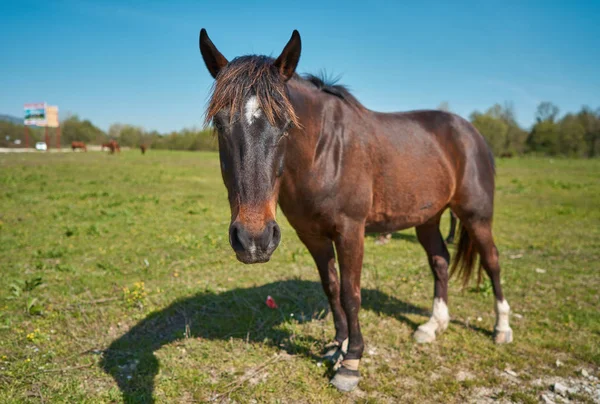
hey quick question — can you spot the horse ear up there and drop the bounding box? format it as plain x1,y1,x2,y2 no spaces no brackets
274,30,301,81
199,28,228,79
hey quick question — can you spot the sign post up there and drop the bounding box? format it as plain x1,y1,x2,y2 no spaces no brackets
24,103,46,149
46,106,59,150
45,127,50,151
24,103,59,150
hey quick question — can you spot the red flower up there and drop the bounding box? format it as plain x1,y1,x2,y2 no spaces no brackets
265,295,278,309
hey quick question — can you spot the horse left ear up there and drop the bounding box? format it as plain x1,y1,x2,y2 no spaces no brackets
274,30,301,81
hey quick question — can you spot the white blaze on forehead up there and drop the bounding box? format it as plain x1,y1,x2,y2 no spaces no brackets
244,96,262,125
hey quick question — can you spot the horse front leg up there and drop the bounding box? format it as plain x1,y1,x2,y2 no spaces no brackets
297,234,348,361
330,221,365,392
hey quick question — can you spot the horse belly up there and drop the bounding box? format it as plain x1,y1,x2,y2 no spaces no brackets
365,170,452,232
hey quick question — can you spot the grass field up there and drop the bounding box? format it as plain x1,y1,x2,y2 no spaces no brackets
0,151,599,403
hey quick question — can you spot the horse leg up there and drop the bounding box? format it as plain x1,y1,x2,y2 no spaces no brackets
297,234,348,361
413,219,450,343
464,219,513,343
330,221,364,392
445,210,457,244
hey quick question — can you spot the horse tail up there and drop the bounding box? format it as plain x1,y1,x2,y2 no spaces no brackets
449,223,482,288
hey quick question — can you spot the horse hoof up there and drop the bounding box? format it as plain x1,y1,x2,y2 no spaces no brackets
494,328,513,344
413,327,436,344
330,368,360,392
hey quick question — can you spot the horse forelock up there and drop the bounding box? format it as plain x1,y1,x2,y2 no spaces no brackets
205,56,299,128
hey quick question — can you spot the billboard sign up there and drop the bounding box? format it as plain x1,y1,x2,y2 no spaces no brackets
24,103,47,126
46,105,59,128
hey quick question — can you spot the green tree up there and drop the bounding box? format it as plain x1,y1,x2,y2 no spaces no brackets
0,121,43,147
577,106,600,157
470,110,508,156
492,102,528,154
61,116,106,145
469,103,527,156
558,114,586,156
535,102,560,123
527,102,561,155
528,120,560,155
115,124,144,147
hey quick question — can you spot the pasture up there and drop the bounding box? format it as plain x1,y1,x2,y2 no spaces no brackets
0,151,598,403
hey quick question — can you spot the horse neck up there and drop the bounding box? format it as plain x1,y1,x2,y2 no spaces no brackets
285,81,325,163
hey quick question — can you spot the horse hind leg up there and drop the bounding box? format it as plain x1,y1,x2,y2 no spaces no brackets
413,220,450,343
460,217,513,344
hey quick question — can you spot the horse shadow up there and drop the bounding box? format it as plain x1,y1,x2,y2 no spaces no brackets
99,279,481,402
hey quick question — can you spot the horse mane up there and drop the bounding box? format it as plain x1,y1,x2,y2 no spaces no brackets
299,73,365,110
205,56,364,128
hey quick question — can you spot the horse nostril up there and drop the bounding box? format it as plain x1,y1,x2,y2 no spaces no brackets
270,221,281,248
229,223,245,252
265,220,281,249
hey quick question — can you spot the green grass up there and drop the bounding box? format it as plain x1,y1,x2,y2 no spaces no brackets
0,151,599,403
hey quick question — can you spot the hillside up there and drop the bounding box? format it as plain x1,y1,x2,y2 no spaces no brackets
0,114,21,125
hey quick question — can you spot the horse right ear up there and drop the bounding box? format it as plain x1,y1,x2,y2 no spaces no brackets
199,28,228,79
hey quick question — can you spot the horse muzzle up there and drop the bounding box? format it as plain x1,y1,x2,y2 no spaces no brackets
229,220,281,264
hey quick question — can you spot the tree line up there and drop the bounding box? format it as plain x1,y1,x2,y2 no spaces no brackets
467,102,600,158
1,102,599,157
0,116,218,152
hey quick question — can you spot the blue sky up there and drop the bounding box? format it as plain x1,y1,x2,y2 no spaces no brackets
1,0,599,132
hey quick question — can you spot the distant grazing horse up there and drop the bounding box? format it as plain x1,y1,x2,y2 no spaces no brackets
199,29,512,392
140,144,148,154
102,140,120,154
71,141,87,152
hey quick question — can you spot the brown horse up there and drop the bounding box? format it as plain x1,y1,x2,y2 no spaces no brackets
140,144,148,154
71,141,87,152
102,140,120,154
199,29,512,392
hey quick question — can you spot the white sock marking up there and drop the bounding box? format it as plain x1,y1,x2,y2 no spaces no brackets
495,299,511,332
244,96,262,125
418,298,450,335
